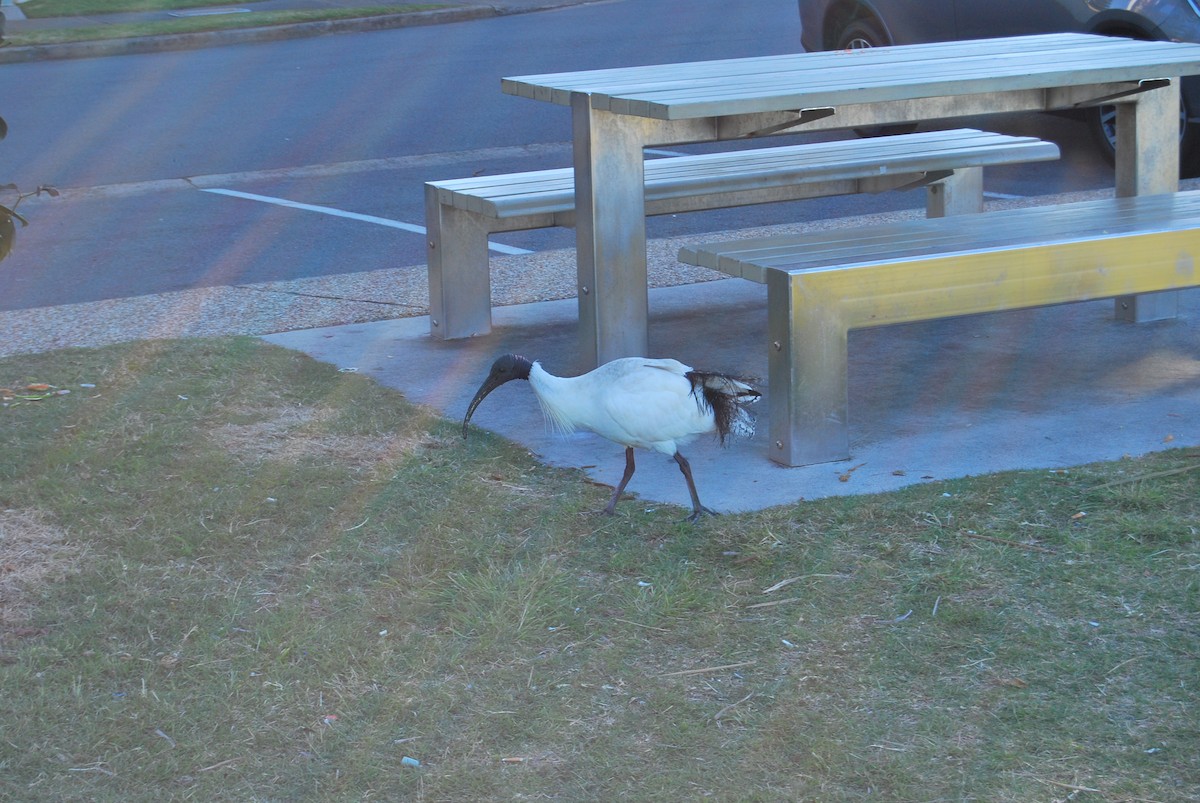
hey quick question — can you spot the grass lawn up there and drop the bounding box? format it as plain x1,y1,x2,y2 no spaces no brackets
18,0,273,17
7,0,447,46
1,337,1197,800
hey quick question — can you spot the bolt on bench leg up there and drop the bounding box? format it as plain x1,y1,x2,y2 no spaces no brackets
766,272,852,467
1115,287,1181,322
425,185,494,340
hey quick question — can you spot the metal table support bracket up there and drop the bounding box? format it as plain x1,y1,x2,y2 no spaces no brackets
1074,78,1172,108
740,107,836,138
883,170,954,193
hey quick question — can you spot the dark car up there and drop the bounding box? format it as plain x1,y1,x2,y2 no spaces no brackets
798,0,1200,173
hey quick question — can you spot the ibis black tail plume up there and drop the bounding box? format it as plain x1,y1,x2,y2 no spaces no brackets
686,371,761,445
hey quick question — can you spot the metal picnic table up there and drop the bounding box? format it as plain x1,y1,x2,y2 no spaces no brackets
502,33,1200,367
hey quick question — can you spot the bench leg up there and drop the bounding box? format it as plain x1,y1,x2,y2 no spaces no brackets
925,166,983,218
425,185,493,340
763,165,977,466
1115,288,1180,322
572,97,650,367
1114,81,1181,323
766,271,851,467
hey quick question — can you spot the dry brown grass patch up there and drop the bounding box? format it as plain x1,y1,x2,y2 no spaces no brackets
211,403,425,470
0,508,86,626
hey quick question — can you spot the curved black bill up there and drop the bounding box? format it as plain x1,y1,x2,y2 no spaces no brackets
462,376,503,438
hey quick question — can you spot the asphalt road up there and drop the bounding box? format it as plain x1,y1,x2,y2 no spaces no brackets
0,0,1116,312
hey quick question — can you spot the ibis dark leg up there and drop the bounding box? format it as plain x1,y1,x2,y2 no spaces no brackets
603,447,637,515
674,451,718,522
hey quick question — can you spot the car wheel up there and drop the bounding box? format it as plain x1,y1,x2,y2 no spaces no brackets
1087,100,1200,178
837,17,887,50
834,18,919,137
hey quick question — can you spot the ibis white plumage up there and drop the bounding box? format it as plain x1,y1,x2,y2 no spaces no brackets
462,354,760,521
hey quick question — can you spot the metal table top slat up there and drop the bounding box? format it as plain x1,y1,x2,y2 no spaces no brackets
503,34,1200,120
504,35,1186,95
635,37,1186,91
679,191,1200,275
600,60,1194,118
503,34,1095,93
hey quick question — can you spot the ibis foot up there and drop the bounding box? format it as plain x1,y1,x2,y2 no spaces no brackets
685,506,720,524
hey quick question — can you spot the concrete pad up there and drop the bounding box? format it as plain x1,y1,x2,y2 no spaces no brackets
264,280,1200,514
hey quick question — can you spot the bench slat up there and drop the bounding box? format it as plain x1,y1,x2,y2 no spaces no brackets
430,129,1058,219
680,191,1200,280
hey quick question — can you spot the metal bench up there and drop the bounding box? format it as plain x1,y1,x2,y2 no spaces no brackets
678,190,1200,467
425,128,1060,340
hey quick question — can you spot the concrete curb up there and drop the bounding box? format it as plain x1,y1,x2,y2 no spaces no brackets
0,4,516,64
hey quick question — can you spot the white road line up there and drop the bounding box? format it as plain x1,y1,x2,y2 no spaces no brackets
984,191,1027,200
201,188,533,255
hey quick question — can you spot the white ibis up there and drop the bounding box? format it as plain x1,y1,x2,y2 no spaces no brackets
462,354,760,521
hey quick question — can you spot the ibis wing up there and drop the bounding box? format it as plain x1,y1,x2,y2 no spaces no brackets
594,365,712,451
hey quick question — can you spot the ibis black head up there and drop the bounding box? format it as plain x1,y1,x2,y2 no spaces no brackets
462,354,534,437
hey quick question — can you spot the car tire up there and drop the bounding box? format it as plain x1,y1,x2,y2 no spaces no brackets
1087,100,1200,178
834,18,919,138
836,17,888,50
